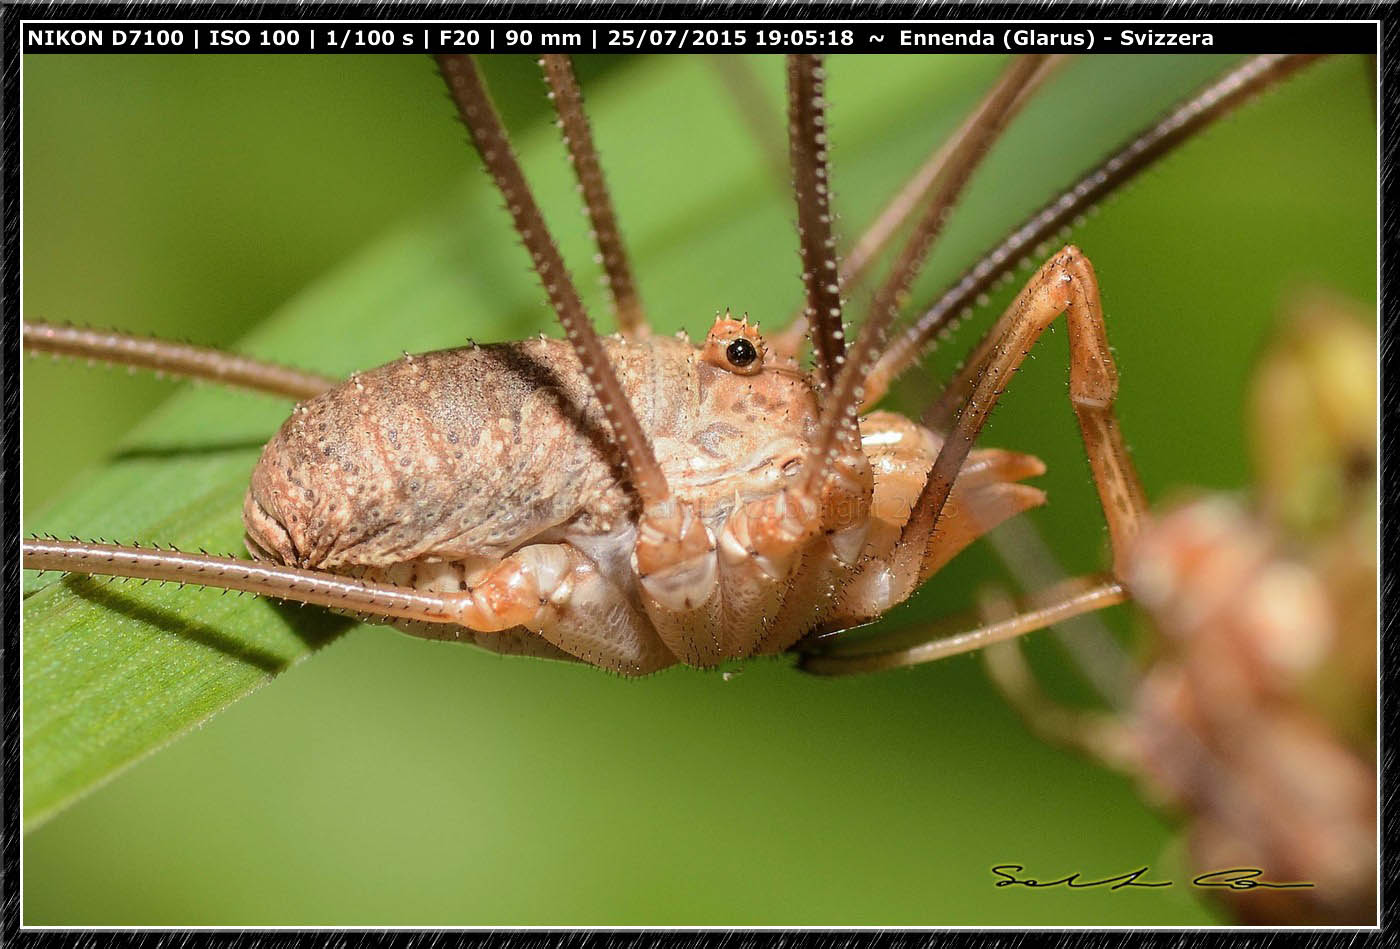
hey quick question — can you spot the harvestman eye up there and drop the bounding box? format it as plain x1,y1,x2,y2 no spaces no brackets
725,338,758,369
700,312,766,376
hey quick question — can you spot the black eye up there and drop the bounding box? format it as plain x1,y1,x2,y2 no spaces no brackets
725,338,757,368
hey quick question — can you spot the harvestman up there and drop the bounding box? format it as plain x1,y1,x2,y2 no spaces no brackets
23,53,1324,676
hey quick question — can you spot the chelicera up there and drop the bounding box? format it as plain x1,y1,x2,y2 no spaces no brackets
23,53,1325,676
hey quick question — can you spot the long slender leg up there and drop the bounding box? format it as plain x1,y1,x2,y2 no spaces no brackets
539,55,647,338
23,320,337,400
897,247,1147,592
24,538,483,625
986,511,1140,709
771,55,1062,360
23,538,674,675
787,54,846,391
435,54,670,507
864,54,1324,409
798,572,1126,674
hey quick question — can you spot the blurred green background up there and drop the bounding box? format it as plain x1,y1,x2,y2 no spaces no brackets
22,54,1375,925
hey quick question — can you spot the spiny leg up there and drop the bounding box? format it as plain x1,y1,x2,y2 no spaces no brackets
865,53,1325,411
771,54,1062,360
25,538,482,625
439,55,728,661
801,51,1322,677
787,54,846,390
853,55,1049,340
435,54,670,507
23,320,337,400
24,538,674,675
539,54,647,338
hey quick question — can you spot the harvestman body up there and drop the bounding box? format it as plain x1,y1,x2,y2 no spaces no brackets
23,53,1323,676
